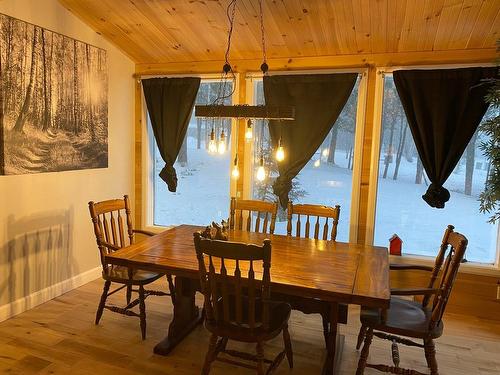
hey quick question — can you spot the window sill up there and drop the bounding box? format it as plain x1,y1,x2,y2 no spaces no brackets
390,254,500,277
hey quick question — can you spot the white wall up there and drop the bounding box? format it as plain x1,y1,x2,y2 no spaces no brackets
0,0,135,319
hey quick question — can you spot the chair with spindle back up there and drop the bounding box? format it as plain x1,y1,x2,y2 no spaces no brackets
281,201,344,345
355,225,468,375
193,232,293,375
88,195,175,340
287,202,341,240
229,197,278,234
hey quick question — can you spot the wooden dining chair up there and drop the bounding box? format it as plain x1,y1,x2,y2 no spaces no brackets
229,197,278,234
282,201,344,345
193,232,293,375
287,202,341,240
355,225,468,375
88,195,175,339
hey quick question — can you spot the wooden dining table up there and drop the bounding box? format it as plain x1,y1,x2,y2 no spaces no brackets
105,224,390,374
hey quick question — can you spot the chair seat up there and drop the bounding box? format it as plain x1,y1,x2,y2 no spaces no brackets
360,297,443,339
205,297,291,343
103,265,163,285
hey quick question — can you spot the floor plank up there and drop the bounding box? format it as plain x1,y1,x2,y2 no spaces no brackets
0,278,499,374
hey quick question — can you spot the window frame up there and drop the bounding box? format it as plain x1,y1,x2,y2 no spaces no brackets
365,65,500,275
141,73,239,232
245,68,368,243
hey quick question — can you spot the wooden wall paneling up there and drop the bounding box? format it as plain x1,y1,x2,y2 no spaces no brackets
356,66,378,245
448,0,485,50
333,0,358,55
419,0,446,51
369,0,388,53
390,269,500,321
484,5,500,47
434,0,467,51
283,0,321,57
236,0,271,59
352,0,372,54
60,0,500,64
236,73,247,197
100,0,180,62
266,0,305,57
134,81,143,229
125,1,204,62
162,0,227,61
399,0,426,52
59,0,148,62
467,0,500,48
134,49,496,76
301,0,330,55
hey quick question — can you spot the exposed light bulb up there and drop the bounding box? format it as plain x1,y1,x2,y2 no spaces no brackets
314,159,321,168
256,155,266,181
208,128,217,153
232,165,240,179
245,119,253,140
256,165,266,181
322,148,329,158
276,146,285,162
231,155,239,179
276,137,285,162
217,129,226,154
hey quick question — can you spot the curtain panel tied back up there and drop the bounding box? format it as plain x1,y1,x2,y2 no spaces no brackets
142,77,201,192
394,67,497,208
264,74,358,208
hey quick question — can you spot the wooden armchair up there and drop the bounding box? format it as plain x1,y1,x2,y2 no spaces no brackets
88,195,175,339
356,225,468,375
287,202,341,240
229,197,278,234
279,201,345,346
193,232,292,375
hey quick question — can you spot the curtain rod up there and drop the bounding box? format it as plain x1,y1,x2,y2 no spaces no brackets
134,69,367,82
377,62,496,75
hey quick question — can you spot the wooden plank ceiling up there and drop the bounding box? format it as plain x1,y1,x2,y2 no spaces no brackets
58,0,500,64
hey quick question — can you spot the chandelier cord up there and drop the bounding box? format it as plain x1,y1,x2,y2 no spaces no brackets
224,0,237,66
259,0,267,65
211,0,237,107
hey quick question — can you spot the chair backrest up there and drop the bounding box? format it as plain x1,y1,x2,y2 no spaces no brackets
88,195,134,269
193,232,272,331
287,202,341,240
424,225,468,328
229,197,278,234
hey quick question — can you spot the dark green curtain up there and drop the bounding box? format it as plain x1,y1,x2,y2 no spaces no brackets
263,74,358,208
394,67,496,208
142,77,201,192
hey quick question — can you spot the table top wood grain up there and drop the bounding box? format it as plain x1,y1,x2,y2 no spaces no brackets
105,225,390,308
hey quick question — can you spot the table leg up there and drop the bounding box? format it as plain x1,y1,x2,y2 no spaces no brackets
322,302,344,375
154,276,203,355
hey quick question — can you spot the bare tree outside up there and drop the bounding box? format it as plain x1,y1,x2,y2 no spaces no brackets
0,13,108,175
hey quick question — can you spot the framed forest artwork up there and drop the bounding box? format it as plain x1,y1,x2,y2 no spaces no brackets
0,13,108,175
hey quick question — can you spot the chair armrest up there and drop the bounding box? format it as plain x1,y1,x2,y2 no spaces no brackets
100,241,120,251
391,288,440,296
133,229,156,237
390,264,434,272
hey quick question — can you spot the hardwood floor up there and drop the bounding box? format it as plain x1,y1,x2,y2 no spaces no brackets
0,278,499,374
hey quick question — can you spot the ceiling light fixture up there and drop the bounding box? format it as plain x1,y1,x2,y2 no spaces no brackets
194,0,295,122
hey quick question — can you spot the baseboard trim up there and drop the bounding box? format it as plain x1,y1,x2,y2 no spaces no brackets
0,266,102,323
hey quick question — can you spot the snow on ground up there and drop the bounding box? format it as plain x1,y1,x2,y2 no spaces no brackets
154,136,498,265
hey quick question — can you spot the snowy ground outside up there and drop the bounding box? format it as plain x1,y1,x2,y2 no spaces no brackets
154,133,498,265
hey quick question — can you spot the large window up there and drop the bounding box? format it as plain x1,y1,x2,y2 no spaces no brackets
251,77,361,242
373,75,498,264
151,81,233,227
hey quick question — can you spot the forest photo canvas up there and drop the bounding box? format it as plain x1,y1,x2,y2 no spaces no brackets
0,13,108,175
